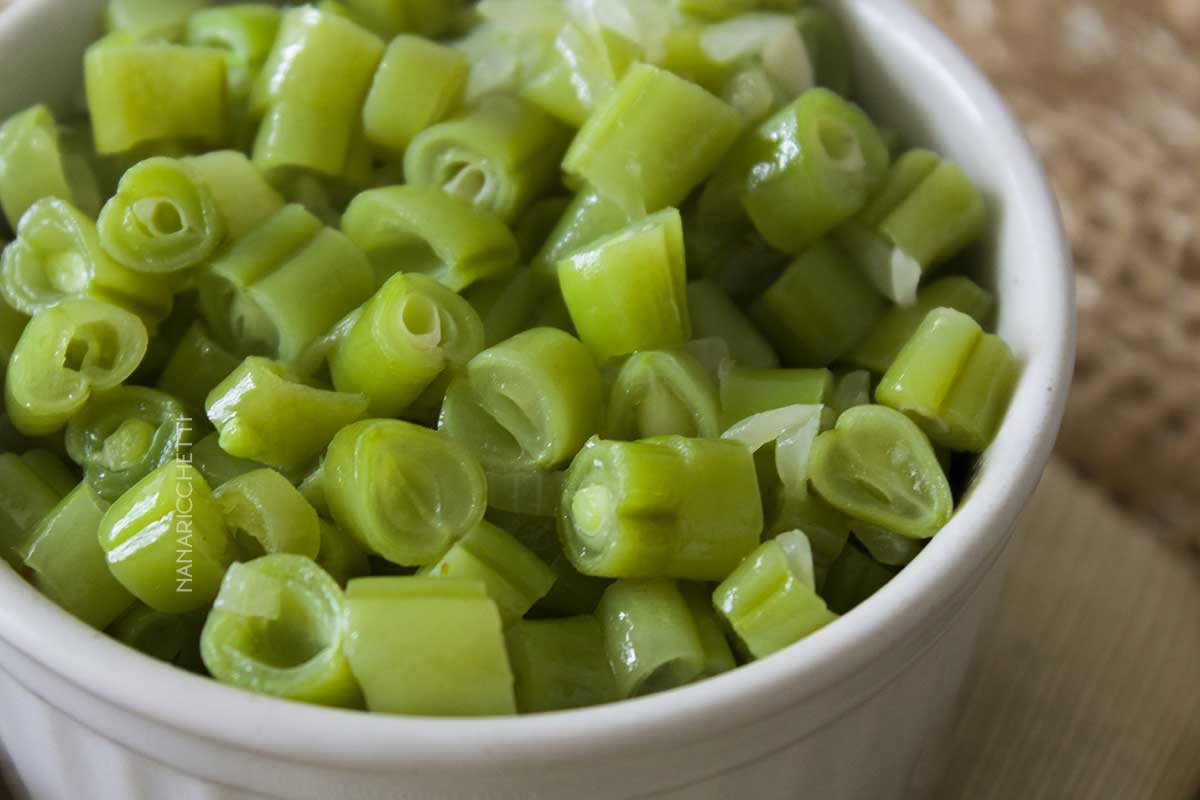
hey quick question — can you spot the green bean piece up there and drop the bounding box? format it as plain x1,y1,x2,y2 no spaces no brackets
686,280,779,369
506,615,616,712
5,298,148,436
809,405,952,539
876,307,1018,453
341,185,519,291
405,95,571,224
97,156,224,274
19,450,78,497
156,322,241,420
0,298,27,382
297,459,329,517
213,469,321,559
201,554,363,707
363,36,469,157
767,491,851,589
530,188,635,282
796,7,853,96
329,272,485,418
750,240,886,367
206,357,369,472
713,531,836,659
1,198,172,322
844,276,994,374
605,350,720,440
718,89,889,252
560,435,762,580
679,582,737,678
104,0,205,37
463,269,550,348
64,386,192,502
85,40,230,155
419,520,555,626
184,150,285,240
877,157,985,274
820,542,895,614
832,370,873,418
109,604,205,670
186,5,282,101
719,364,833,428
0,105,102,231
597,579,705,698
558,209,690,363
345,0,466,37
564,64,742,216
191,431,262,488
199,205,375,361
521,22,639,128
19,482,135,628
853,522,924,567
325,419,487,566
439,328,603,473
0,453,66,568
250,7,383,177
343,576,515,715
315,519,371,587
97,461,235,612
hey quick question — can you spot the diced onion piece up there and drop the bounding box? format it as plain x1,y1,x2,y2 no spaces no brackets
721,404,823,453
774,409,821,498
723,67,775,122
762,26,814,97
861,245,922,307
699,13,796,64
775,529,816,591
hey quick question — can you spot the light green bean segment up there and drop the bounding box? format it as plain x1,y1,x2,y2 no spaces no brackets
0,105,102,231
686,280,779,370
363,36,469,157
506,615,617,713
598,578,705,698
213,468,321,559
605,350,721,441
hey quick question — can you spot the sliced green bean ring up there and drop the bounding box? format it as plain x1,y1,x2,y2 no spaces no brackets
212,468,320,560
604,350,721,440
809,405,952,539
201,554,363,708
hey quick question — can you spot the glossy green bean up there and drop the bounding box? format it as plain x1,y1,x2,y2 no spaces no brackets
0,452,65,568
363,35,469,156
506,615,616,712
190,431,262,488
0,105,102,231
597,578,705,698
213,468,321,559
186,5,282,100
604,350,721,440
345,0,466,37
719,364,833,429
184,150,285,240
680,582,737,678
104,0,205,38
156,322,241,420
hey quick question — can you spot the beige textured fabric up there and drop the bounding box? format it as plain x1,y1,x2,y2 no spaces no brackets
932,461,1200,800
911,0,1200,553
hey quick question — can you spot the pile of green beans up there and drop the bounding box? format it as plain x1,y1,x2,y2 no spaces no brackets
0,0,1018,717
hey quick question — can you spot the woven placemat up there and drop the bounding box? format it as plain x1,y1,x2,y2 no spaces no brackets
911,0,1200,554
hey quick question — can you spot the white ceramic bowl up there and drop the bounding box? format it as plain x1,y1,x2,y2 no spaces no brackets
0,1,1074,798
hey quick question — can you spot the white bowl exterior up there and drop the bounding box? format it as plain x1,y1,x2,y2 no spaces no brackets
0,1,1074,799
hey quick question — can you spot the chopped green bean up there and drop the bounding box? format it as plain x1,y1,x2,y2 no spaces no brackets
719,364,833,428
852,522,924,566
184,150,285,240
0,453,66,568
345,0,466,37
213,469,321,559
0,105,102,231
767,491,851,588
156,322,241,420
680,582,737,678
186,5,282,101
605,350,721,440
530,188,635,281
315,519,371,587
820,542,895,614
506,615,616,712
191,431,262,488
18,450,78,497
686,280,779,369
363,36,469,157
598,578,705,698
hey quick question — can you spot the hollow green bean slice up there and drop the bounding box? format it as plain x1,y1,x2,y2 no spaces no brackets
186,5,282,101
685,280,778,369
605,350,721,440
325,419,487,566
598,578,705,698
341,185,519,291
853,522,924,566
719,365,834,429
559,209,691,363
844,276,994,374
84,40,230,155
506,615,616,713
876,308,1018,453
820,542,895,614
199,204,375,362
438,327,603,473
419,520,555,626
405,94,572,224
713,531,837,659
345,0,466,37
809,405,952,539
191,431,262,488
343,576,514,715
20,482,136,629
5,297,148,436
98,462,236,613
65,386,192,502
329,272,485,419
201,554,363,708
559,435,762,580
718,88,889,252
213,469,320,560
750,240,886,367
530,188,636,282
206,357,369,473
156,322,241,421
109,603,205,670
680,582,737,678
1,198,172,322
0,105,102,231
0,453,66,568
250,7,383,177
315,519,371,587
184,150,285,240
563,63,743,216
97,156,224,274
363,36,469,157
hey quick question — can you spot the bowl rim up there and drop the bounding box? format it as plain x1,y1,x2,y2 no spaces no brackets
0,0,1075,773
